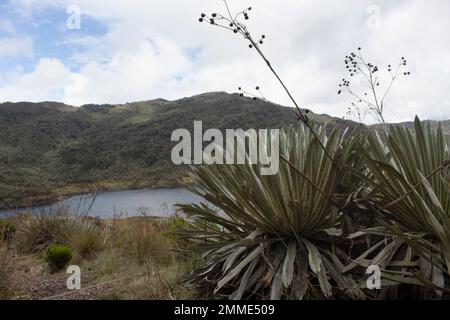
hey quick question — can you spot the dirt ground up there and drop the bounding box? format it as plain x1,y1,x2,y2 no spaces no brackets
8,253,113,300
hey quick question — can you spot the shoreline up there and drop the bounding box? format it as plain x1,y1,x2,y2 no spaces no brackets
0,178,191,211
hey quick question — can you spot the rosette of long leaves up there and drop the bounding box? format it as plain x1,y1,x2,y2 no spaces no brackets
176,123,364,299
352,117,450,297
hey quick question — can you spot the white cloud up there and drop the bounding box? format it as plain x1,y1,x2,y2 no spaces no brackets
1,0,450,123
0,58,72,101
64,37,192,105
0,37,33,59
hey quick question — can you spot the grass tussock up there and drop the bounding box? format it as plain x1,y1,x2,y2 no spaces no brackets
14,209,106,260
63,217,107,260
109,217,172,264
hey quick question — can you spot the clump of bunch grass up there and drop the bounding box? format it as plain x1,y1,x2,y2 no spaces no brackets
110,217,172,264
15,209,106,260
15,211,67,253
62,217,106,260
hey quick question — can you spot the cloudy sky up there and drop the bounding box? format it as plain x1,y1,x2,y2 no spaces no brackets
0,0,449,123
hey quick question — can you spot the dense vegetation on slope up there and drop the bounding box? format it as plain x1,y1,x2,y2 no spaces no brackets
0,92,355,209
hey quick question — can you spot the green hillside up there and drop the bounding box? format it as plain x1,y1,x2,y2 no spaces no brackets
0,92,356,209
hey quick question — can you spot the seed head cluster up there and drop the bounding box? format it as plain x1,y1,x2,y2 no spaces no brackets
198,4,268,55
337,47,411,123
200,7,252,38
198,3,271,104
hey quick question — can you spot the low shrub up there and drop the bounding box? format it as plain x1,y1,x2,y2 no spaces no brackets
45,244,73,272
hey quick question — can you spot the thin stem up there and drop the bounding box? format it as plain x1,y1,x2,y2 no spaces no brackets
247,37,335,163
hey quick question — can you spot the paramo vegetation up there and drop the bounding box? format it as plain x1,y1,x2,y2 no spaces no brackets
177,118,450,299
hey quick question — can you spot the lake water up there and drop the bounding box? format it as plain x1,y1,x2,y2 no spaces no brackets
0,188,204,218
